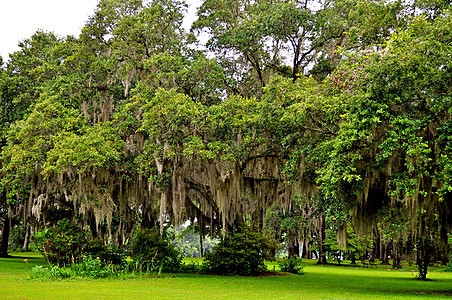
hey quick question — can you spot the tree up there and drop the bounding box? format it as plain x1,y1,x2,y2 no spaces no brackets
316,11,452,279
194,0,404,93
192,0,406,258
0,31,74,256
202,226,277,275
0,0,206,247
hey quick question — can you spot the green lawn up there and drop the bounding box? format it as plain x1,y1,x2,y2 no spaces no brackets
1,253,451,299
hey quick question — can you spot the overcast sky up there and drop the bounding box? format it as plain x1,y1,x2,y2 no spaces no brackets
0,0,200,62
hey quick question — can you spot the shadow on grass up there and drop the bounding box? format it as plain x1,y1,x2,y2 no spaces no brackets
301,265,452,298
4,255,41,260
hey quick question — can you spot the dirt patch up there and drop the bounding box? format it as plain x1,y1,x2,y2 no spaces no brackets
416,290,452,296
258,271,289,277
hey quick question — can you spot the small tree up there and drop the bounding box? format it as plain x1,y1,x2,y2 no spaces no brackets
130,228,182,273
203,227,277,275
36,219,87,267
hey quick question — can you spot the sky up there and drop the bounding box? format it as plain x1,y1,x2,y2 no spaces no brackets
0,0,200,62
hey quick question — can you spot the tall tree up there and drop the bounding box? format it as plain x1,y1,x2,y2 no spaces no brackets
193,0,404,93
316,11,452,279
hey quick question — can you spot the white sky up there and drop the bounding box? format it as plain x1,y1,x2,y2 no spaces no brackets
0,0,200,62
0,0,97,61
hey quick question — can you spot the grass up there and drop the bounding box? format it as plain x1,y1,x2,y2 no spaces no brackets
1,253,451,299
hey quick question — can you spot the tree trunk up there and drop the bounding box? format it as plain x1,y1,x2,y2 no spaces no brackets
23,225,31,252
379,235,384,260
307,249,312,259
442,252,451,267
440,227,450,266
369,249,375,263
392,240,402,269
288,232,299,258
380,243,390,265
417,215,432,280
301,239,307,258
369,228,377,263
416,237,432,280
199,232,204,257
317,212,327,265
0,213,11,257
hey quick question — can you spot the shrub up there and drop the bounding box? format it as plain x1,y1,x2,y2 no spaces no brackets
445,254,452,272
278,257,304,275
130,227,182,273
69,255,116,278
30,265,70,279
84,238,126,267
31,256,121,279
35,219,87,267
104,244,127,266
179,261,202,273
84,238,106,258
8,223,27,252
49,265,70,279
30,265,52,279
202,227,277,275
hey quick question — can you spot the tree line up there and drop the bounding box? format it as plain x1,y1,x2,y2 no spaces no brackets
0,0,451,279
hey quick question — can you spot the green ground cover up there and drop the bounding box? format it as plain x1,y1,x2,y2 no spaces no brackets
1,253,451,299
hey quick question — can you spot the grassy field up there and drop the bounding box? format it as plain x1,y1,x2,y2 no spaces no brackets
1,253,451,299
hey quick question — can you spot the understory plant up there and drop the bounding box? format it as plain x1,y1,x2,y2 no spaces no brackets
202,227,277,275
30,256,124,279
130,227,183,273
445,254,452,272
34,219,87,267
35,219,127,268
278,256,304,275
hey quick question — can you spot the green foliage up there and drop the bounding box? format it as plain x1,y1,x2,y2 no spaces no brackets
277,257,305,275
130,227,182,273
67,256,118,279
30,256,121,279
8,223,27,252
84,238,126,267
311,11,452,279
202,228,277,275
194,0,404,89
1,0,452,282
35,219,87,267
175,227,217,258
445,253,452,272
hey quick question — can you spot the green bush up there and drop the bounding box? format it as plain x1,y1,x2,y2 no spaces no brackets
69,256,116,278
31,256,120,279
49,265,70,279
445,254,452,272
84,238,126,267
35,219,87,267
35,221,127,269
278,257,304,275
8,223,27,252
202,228,277,275
130,228,182,273
30,265,70,279
30,265,52,279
